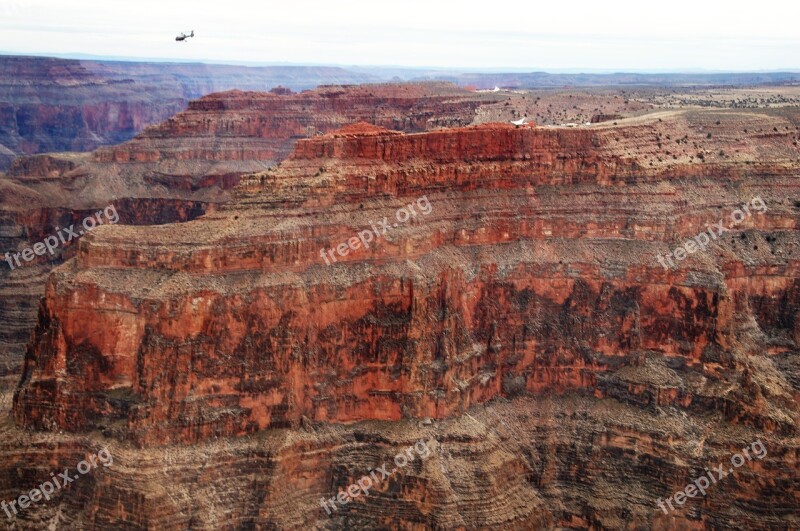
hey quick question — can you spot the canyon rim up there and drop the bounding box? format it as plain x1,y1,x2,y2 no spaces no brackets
1,1,799,529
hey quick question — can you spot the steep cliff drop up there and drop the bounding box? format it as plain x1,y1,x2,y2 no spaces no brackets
0,83,504,377
0,55,386,170
7,108,799,528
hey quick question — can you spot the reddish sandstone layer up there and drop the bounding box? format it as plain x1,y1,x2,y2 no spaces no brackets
13,114,799,446
0,55,382,169
7,109,800,530
5,83,501,207
91,84,498,166
0,83,504,373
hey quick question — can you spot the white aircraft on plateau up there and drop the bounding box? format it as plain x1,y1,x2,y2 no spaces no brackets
511,117,529,126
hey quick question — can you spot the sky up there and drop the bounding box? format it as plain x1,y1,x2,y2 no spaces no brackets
1,0,798,71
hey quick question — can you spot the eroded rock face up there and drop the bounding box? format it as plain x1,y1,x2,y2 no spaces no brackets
0,56,181,169
0,198,213,376
0,55,383,169
1,387,796,529
0,83,501,374
3,103,799,529
13,115,799,452
6,82,496,196
91,84,497,168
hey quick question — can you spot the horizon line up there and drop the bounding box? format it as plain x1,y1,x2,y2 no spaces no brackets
2,51,800,76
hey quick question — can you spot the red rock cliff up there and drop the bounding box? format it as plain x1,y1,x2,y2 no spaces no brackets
0,83,503,374
6,109,800,529
91,84,496,165
0,55,383,170
14,117,799,446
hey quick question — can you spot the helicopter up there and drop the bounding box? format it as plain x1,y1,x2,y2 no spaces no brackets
175,30,195,42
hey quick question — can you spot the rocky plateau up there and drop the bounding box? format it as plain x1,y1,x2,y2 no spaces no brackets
0,84,800,530
2,91,798,528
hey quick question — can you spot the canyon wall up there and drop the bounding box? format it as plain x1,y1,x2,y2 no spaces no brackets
3,94,798,529
91,84,494,169
0,84,502,376
4,54,799,170
0,55,380,169
1,394,796,529
14,116,798,445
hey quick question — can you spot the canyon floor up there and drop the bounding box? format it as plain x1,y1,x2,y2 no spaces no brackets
0,82,798,529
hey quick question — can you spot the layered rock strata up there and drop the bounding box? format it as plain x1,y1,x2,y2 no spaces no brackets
0,55,380,169
0,83,501,374
14,113,799,446
1,393,796,529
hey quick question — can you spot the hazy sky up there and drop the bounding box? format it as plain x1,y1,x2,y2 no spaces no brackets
1,0,798,70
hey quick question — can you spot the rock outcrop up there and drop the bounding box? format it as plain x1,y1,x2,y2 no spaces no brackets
1,393,796,529
0,55,381,169
90,84,497,180
14,112,799,447
0,83,503,375
5,94,800,529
